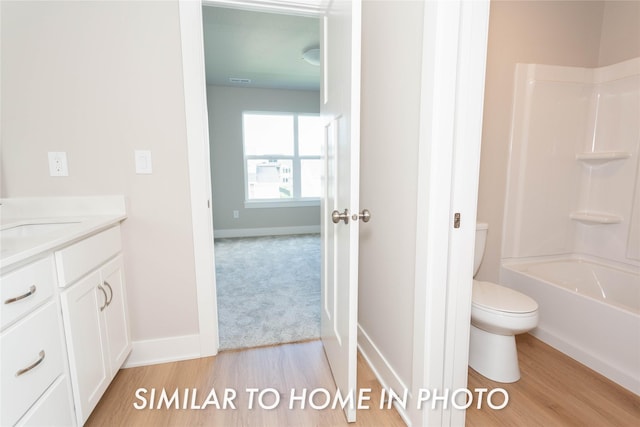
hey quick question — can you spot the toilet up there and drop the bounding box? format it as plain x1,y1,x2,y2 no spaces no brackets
469,223,539,383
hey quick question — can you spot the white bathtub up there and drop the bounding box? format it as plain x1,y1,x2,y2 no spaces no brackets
500,257,640,395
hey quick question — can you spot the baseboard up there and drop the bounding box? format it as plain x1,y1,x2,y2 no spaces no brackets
123,334,202,368
214,225,320,238
357,324,412,425
530,329,640,395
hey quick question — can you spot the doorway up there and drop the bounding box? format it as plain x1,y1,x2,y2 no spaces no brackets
202,5,323,350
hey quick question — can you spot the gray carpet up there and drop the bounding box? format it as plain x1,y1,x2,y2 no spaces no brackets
214,234,320,350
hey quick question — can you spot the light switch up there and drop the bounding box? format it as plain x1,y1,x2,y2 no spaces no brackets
135,150,153,174
48,152,69,176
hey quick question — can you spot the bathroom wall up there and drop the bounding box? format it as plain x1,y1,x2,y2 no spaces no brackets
478,0,606,281
502,58,640,267
206,85,320,235
598,1,640,66
1,1,200,345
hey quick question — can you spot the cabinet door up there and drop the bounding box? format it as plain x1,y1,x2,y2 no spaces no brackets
60,270,110,425
101,255,132,376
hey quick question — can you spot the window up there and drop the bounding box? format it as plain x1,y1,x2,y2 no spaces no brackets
243,112,323,206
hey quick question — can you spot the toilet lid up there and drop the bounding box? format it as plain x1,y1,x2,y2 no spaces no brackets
472,280,538,314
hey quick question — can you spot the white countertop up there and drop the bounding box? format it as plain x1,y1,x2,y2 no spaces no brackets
0,196,127,271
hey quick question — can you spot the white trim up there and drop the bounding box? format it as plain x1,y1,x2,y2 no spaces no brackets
244,199,320,208
214,225,320,238
410,1,490,427
202,0,326,17
357,325,411,426
444,2,490,427
124,334,201,368
178,0,219,357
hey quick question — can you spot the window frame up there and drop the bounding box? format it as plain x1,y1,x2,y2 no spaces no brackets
242,111,322,208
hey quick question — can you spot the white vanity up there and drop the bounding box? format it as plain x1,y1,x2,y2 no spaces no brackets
1,197,130,426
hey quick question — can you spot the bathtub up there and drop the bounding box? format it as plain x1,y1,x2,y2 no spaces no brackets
500,257,640,395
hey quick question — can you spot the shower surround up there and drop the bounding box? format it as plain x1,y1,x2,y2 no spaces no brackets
499,57,640,394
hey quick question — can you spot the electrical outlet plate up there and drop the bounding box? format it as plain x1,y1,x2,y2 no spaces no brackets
48,152,69,176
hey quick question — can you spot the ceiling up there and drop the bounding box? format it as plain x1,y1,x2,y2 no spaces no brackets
202,6,320,91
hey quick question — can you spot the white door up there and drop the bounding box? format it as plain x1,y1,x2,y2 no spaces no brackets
320,0,362,423
60,270,110,425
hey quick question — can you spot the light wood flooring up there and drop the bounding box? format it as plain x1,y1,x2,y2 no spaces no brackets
87,335,640,426
86,340,405,426
467,334,640,426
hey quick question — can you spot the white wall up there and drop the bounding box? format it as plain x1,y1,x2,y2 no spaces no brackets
206,85,320,233
477,0,606,281
358,0,424,395
1,1,200,347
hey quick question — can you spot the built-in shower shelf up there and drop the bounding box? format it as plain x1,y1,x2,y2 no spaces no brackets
570,211,623,224
576,151,631,165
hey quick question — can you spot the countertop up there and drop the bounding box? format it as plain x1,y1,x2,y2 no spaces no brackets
0,196,127,271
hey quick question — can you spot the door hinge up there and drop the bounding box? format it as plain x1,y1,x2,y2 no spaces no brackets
454,212,461,229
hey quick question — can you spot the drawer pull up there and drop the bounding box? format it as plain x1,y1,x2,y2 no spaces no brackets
4,285,37,304
98,285,108,311
103,281,114,307
16,350,45,377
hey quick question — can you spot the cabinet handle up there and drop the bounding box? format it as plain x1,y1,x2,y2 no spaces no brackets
103,281,114,307
98,285,108,311
16,350,45,377
4,285,37,304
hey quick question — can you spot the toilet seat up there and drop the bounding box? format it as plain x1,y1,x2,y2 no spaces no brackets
472,280,538,314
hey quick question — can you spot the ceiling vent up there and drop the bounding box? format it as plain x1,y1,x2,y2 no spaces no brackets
229,77,251,84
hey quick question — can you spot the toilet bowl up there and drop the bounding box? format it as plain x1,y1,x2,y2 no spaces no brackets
469,223,539,383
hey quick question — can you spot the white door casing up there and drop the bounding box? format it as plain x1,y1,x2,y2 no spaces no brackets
179,0,219,357
320,0,362,423
410,1,490,426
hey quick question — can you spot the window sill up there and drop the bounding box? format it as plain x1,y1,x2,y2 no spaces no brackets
244,199,320,209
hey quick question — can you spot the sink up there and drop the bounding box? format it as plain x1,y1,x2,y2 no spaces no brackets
1,222,79,239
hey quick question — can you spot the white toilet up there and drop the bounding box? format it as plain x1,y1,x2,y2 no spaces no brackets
469,223,539,383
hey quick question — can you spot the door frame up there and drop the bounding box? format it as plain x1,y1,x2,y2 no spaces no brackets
409,1,489,426
178,0,327,358
178,0,219,357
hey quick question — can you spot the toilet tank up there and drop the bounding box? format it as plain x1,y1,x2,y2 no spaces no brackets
474,223,488,276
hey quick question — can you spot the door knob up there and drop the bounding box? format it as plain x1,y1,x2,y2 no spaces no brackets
352,209,371,223
331,209,349,224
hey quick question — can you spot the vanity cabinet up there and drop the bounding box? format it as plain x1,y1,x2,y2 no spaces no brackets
58,226,131,426
0,256,74,426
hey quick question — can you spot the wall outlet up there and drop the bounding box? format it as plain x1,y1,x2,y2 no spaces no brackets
233,210,240,219
48,152,69,176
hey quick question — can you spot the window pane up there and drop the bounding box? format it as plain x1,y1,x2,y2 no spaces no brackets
243,114,294,156
298,115,323,156
247,159,293,199
301,159,322,198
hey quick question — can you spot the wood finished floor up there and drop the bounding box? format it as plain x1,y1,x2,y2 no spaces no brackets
87,335,640,426
86,340,405,427
466,334,640,426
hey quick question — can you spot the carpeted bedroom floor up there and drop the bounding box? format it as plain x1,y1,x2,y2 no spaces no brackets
214,234,320,350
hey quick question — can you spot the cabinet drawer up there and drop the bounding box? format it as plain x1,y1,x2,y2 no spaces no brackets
16,375,74,427
55,226,121,287
1,256,56,330
1,302,66,426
